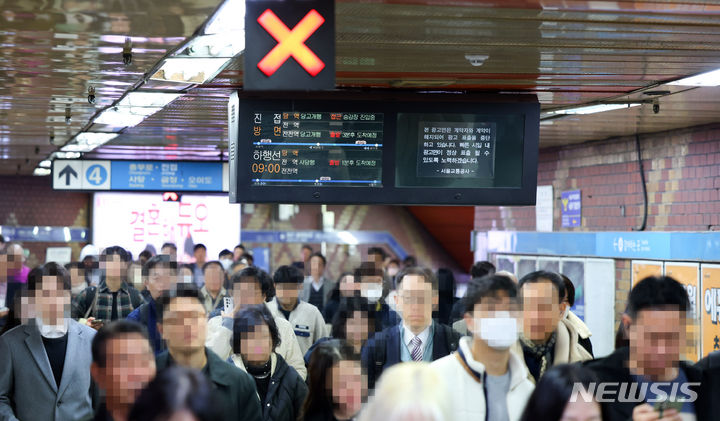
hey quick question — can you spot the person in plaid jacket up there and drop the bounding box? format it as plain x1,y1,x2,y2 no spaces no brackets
72,246,144,329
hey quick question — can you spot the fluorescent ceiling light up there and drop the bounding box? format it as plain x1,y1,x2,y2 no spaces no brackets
38,160,52,168
94,107,148,127
150,57,229,84
545,103,641,116
118,92,180,108
183,33,244,58
337,231,359,245
50,151,81,159
669,68,720,87
205,0,245,34
33,168,51,176
62,132,118,152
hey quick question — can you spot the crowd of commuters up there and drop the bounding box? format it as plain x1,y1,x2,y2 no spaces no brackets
0,237,719,421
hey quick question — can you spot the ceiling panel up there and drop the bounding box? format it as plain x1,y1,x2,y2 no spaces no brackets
3,0,720,173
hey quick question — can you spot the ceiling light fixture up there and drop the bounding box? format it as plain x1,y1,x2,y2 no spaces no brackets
150,57,230,84
669,69,720,87
543,103,641,117
33,168,51,176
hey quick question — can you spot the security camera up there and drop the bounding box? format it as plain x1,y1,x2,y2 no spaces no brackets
123,38,132,65
65,105,72,124
49,134,55,144
87,86,96,104
652,99,660,114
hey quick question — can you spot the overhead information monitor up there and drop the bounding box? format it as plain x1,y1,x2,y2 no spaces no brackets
229,92,539,205
250,111,383,187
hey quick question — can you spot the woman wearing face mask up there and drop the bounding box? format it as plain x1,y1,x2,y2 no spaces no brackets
430,274,535,421
231,304,308,421
300,340,366,421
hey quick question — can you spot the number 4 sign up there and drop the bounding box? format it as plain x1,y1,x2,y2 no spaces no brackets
53,160,111,191
81,161,111,190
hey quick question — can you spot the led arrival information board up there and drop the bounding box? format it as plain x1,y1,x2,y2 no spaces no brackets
229,93,539,205
250,111,383,187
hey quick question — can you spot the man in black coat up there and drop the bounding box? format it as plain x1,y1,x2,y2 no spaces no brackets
585,276,719,421
361,267,462,388
156,283,261,421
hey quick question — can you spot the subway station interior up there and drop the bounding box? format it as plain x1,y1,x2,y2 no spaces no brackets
2,1,720,421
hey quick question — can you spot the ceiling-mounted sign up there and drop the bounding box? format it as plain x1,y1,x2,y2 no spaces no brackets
244,0,335,91
52,160,229,192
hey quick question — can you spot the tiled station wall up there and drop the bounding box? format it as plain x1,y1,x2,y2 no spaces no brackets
476,123,720,329
0,175,90,267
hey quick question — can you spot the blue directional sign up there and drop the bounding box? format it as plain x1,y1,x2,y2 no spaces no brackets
110,161,224,192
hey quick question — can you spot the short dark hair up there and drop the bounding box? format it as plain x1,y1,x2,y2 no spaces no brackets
330,297,374,340
142,255,177,278
354,262,383,280
218,249,233,259
464,274,519,312
193,244,206,252
28,262,71,292
627,276,689,319
234,244,245,251
160,242,177,252
519,271,566,303
232,304,281,354
471,261,496,278
232,267,274,299
139,250,153,260
202,260,224,273
367,247,387,259
519,364,605,421
402,255,417,267
301,244,313,252
241,253,254,264
310,252,326,267
102,246,130,262
156,283,204,322
560,274,575,307
273,265,304,284
395,266,438,291
64,261,83,270
128,366,220,421
92,320,150,367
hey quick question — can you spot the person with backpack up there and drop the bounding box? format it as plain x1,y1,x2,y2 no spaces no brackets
361,267,462,389
72,246,144,329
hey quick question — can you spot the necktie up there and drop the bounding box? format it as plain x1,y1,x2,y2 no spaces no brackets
410,336,423,361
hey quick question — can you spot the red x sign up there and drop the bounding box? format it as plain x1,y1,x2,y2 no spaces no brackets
257,9,326,77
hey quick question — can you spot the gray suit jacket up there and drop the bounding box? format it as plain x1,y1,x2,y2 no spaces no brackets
301,276,335,309
0,320,96,421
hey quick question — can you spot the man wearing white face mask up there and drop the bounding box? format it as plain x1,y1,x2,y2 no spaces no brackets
431,274,534,421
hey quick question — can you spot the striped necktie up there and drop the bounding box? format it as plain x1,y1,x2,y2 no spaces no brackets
410,336,423,361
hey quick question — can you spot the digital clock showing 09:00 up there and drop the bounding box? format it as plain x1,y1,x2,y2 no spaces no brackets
251,163,281,173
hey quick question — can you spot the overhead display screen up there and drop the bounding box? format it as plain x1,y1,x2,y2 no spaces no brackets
250,111,383,187
395,113,524,189
229,93,539,205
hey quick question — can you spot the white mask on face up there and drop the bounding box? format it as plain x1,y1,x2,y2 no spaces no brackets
71,283,87,296
386,268,399,277
220,259,232,272
474,311,519,350
361,284,383,303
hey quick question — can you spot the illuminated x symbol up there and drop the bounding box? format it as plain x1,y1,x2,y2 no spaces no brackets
257,9,326,77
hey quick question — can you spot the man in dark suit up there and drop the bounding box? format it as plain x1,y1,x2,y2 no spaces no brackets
0,262,97,421
361,267,462,388
155,283,262,421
